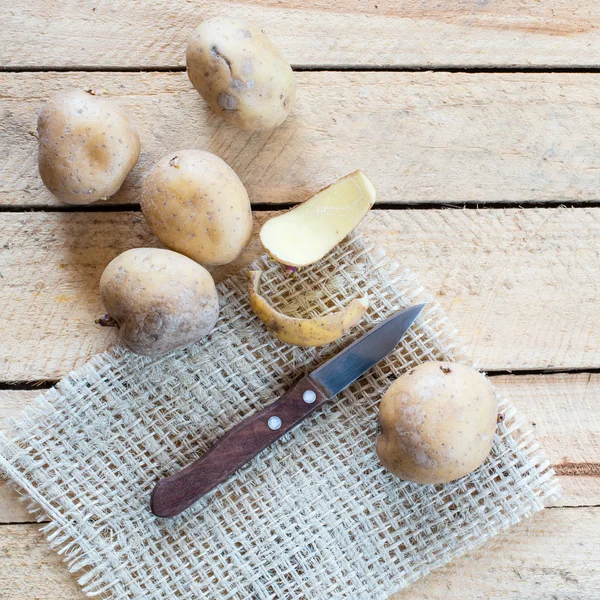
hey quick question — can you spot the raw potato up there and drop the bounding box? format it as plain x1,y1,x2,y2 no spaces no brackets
248,270,368,347
260,171,376,267
140,150,252,266
377,361,498,484
100,248,219,356
38,89,140,204
186,16,296,131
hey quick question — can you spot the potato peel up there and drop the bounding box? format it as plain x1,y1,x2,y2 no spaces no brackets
247,270,368,347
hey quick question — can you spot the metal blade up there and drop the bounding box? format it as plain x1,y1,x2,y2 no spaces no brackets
310,303,426,397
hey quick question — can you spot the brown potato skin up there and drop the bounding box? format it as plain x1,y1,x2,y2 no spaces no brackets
38,89,140,204
100,248,219,356
140,150,252,266
186,16,296,131
377,361,498,484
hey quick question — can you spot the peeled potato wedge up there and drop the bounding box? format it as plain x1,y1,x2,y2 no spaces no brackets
259,170,376,267
247,271,368,347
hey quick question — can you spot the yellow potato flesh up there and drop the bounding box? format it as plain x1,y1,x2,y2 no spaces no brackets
259,170,376,267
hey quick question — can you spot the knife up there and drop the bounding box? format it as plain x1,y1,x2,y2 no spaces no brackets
151,303,425,518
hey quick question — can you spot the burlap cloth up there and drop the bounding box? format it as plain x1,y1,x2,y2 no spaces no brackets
0,233,559,599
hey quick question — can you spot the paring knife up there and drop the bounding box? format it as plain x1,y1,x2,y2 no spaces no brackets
151,303,426,518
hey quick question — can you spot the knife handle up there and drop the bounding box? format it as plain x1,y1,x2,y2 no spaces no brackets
150,376,329,518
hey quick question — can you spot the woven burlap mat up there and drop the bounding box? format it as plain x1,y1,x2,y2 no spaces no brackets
0,233,559,599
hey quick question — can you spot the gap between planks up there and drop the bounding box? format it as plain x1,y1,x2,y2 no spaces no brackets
6,66,600,73
5,365,600,390
5,201,600,213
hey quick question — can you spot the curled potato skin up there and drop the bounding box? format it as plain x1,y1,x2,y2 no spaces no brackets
377,361,498,484
38,89,140,204
247,270,368,347
140,150,252,267
186,16,296,131
100,248,219,357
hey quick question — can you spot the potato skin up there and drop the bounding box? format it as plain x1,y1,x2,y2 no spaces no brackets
38,89,140,204
100,248,219,356
140,150,252,266
377,361,498,484
186,16,296,131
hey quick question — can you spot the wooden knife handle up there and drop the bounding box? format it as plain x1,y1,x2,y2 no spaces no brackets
151,376,329,518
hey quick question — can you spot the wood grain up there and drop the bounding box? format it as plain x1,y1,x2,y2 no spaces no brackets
5,72,600,207
0,508,597,599
497,373,600,508
1,373,598,522
0,524,85,599
2,1,600,69
391,507,600,600
0,390,41,523
1,207,599,380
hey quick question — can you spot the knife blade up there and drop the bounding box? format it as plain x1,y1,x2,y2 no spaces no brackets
311,303,426,397
151,303,425,517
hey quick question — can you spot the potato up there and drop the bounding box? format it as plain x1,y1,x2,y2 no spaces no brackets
186,16,296,131
140,150,252,266
376,361,498,484
38,89,140,204
100,248,219,356
260,170,376,267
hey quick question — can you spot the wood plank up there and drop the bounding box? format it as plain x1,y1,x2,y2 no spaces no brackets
0,391,40,523
0,508,597,599
391,508,600,600
5,72,600,207
0,524,85,599
495,373,600,509
1,373,598,522
495,374,600,474
0,390,44,423
1,207,599,380
2,1,600,69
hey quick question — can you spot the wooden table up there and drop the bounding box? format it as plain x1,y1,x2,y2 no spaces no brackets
0,2,599,598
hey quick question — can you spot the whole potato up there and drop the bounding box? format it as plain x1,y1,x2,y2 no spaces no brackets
140,150,252,266
186,16,296,130
377,361,498,484
100,248,219,356
38,89,140,204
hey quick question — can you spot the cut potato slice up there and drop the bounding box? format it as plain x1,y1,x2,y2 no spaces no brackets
260,170,376,267
247,271,368,347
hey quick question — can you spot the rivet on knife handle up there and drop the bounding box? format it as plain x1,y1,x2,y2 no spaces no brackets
150,376,328,518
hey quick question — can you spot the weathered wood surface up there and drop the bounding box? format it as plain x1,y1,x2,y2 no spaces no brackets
1,207,598,380
392,508,600,600
0,390,40,523
2,1,600,69
1,374,597,522
4,72,600,207
0,508,597,599
498,373,600,508
2,0,598,596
